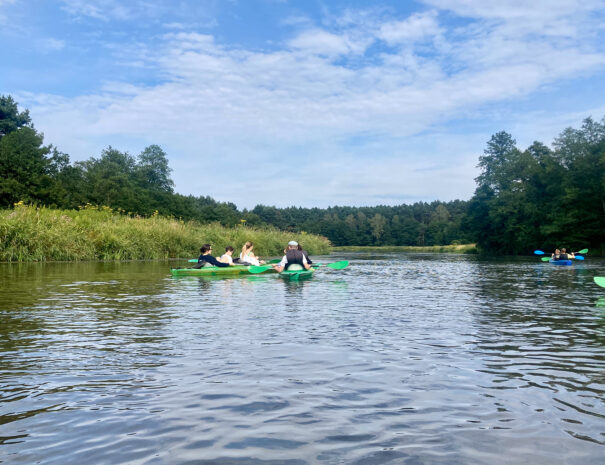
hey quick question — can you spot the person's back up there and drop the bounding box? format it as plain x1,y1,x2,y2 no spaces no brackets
297,244,312,264
219,246,234,264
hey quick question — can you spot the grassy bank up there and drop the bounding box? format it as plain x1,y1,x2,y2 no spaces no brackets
0,204,331,262
333,244,478,254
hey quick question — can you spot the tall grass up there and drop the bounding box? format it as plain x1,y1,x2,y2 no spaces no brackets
0,204,331,262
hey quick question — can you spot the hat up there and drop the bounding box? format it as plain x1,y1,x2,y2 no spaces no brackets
288,241,299,246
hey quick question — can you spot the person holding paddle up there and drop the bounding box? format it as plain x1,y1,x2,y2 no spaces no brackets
274,241,312,272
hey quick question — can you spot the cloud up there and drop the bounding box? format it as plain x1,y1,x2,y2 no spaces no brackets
39,38,66,52
378,11,442,45
287,29,363,56
20,2,605,207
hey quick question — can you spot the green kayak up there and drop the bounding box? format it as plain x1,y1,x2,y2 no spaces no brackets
279,267,315,280
170,265,276,276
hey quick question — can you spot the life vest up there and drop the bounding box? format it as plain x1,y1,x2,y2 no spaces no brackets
285,249,304,270
558,253,568,260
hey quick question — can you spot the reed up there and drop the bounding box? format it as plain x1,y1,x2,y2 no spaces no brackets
0,204,331,262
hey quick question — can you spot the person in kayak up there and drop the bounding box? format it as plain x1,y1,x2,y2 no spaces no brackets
551,249,561,260
194,244,232,268
560,248,574,260
274,241,312,272
218,246,235,265
240,241,265,266
297,244,313,265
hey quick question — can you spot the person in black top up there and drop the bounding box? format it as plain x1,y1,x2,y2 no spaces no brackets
194,244,231,268
297,244,312,264
274,241,312,272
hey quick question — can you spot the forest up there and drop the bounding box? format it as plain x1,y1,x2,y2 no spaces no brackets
1,94,603,254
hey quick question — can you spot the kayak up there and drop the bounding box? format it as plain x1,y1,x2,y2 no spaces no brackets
170,265,276,276
549,259,573,266
279,267,315,280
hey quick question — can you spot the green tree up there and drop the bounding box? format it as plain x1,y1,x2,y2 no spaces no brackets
0,95,32,139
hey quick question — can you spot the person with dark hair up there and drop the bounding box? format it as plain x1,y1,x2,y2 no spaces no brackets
274,241,311,272
195,244,231,268
218,246,235,264
297,244,312,264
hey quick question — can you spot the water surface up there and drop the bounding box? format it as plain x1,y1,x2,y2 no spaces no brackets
1,253,604,464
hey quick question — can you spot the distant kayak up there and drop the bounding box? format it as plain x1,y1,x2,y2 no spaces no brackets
549,259,573,266
170,265,276,276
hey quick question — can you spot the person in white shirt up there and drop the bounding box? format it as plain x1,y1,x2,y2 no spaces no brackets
218,246,234,264
240,241,264,266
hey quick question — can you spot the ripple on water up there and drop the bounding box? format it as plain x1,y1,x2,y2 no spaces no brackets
0,255,604,464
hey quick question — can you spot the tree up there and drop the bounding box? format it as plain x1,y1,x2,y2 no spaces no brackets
137,145,174,193
0,95,32,139
0,126,56,206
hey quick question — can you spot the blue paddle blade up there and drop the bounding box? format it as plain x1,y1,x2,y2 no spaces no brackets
534,250,545,255
574,255,584,260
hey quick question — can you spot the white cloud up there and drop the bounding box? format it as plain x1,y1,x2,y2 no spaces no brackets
379,11,442,45
288,29,359,56
21,2,605,207
39,38,66,52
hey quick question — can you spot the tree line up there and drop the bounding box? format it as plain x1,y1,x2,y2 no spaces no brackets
1,94,603,253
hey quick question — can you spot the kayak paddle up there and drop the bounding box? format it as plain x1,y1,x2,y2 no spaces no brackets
249,260,349,274
535,248,588,256
594,277,605,288
540,256,584,262
189,257,280,264
316,260,349,270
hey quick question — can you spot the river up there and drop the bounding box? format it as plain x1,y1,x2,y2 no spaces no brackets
1,253,604,464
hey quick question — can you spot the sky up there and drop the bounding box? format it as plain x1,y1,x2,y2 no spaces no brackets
1,0,605,209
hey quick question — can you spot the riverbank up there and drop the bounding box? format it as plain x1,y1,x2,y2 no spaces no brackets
0,204,331,262
333,244,478,254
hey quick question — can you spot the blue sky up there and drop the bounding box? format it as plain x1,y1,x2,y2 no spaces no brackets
1,0,605,208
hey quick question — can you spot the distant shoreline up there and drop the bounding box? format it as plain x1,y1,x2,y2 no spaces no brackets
333,244,478,254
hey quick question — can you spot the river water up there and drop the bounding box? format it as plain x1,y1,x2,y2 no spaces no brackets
1,253,604,464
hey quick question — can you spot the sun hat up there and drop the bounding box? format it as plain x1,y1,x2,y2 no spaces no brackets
288,240,299,246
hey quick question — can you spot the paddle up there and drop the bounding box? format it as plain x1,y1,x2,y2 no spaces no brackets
248,260,350,274
534,248,588,256
594,277,605,288
188,258,280,264
541,255,584,261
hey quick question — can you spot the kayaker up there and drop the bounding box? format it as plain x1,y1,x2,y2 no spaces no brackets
218,246,235,265
551,249,561,260
240,241,265,266
195,244,232,268
274,241,312,272
560,248,574,260
297,244,313,264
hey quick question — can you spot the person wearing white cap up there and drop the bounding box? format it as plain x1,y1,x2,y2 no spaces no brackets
274,241,311,272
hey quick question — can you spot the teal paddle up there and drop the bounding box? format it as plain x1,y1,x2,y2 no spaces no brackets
249,260,349,274
541,255,584,261
534,248,588,256
594,277,605,288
